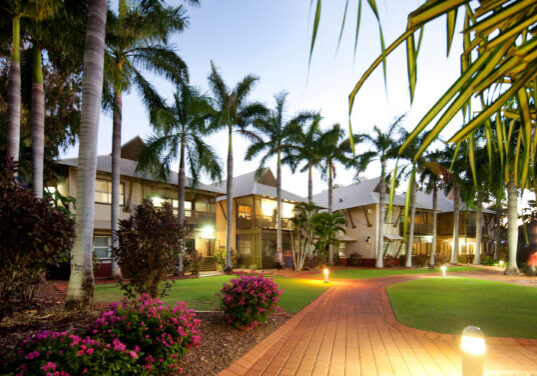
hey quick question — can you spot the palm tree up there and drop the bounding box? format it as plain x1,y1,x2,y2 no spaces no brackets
137,83,222,273
311,211,346,264
104,0,190,278
65,0,108,310
358,115,404,268
284,113,322,203
208,61,266,272
316,123,353,266
245,92,313,256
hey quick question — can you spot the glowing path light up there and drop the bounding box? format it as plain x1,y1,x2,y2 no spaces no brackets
461,326,485,376
440,265,447,277
323,268,329,283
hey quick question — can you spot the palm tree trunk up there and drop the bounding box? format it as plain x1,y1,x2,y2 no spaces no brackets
7,16,21,163
31,45,44,199
177,138,186,275
405,174,417,267
494,199,501,260
276,149,282,259
65,0,108,310
308,164,313,203
327,161,334,266
450,184,461,264
429,184,438,266
225,126,233,272
505,176,519,275
473,193,483,265
110,89,122,279
376,173,385,268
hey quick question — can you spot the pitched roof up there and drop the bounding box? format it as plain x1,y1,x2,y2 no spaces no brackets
58,155,225,195
414,190,495,214
213,168,306,203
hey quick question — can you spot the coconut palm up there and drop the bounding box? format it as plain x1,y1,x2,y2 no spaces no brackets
104,0,190,278
245,92,313,255
65,0,108,310
283,113,322,203
311,211,346,264
208,61,267,272
316,123,353,266
357,115,404,268
137,83,222,273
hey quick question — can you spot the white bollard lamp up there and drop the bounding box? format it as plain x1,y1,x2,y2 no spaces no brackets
323,268,329,283
440,265,447,277
461,326,485,376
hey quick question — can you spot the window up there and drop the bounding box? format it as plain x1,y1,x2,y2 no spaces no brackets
93,236,111,259
195,199,215,213
151,197,191,217
282,203,295,218
95,179,124,205
238,205,252,219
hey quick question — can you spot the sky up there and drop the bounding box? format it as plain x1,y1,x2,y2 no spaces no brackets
62,0,469,198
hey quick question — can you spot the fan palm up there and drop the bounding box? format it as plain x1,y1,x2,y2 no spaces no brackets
65,0,108,310
208,61,267,272
137,83,222,274
245,92,313,256
283,113,323,203
104,0,190,278
316,123,353,266
357,115,404,268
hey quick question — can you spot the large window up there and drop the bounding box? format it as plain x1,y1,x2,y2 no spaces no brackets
95,179,124,205
195,198,215,213
93,236,111,259
151,197,192,217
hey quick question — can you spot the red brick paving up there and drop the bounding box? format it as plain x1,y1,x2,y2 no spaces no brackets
219,271,537,376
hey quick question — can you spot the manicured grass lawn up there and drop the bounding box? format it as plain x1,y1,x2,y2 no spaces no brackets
94,275,330,313
387,277,537,338
315,266,476,280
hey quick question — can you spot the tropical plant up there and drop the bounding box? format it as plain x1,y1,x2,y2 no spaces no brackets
290,202,318,271
137,83,222,274
284,112,322,203
104,0,191,278
357,115,404,268
208,61,267,271
311,211,346,264
65,0,108,310
245,92,313,257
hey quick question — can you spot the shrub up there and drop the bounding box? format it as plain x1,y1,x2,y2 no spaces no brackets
1,331,145,376
214,247,239,271
347,253,363,267
114,200,182,298
89,294,201,374
184,250,203,277
200,256,217,271
383,255,398,267
0,160,75,322
219,273,283,330
414,254,428,267
482,255,495,266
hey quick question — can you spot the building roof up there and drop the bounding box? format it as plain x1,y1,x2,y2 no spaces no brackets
58,155,225,195
312,177,417,211
313,176,494,214
213,168,307,203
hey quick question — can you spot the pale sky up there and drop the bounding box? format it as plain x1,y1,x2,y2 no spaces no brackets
62,0,468,198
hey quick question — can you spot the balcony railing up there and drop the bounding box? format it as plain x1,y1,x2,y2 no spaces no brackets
237,215,294,230
179,210,215,224
399,222,433,235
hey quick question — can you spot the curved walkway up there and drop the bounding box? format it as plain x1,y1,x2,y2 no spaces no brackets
219,271,537,376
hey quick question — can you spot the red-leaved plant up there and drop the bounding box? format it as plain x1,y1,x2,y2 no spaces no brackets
219,272,283,330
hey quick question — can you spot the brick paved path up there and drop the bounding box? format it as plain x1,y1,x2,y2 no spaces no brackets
219,273,537,376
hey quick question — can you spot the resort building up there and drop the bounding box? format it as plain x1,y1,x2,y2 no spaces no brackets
313,177,495,266
52,137,224,277
213,168,306,269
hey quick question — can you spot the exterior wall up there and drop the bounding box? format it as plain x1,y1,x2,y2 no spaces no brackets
216,198,236,250
340,204,378,259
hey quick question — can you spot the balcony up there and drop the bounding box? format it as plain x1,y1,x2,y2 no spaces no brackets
399,222,433,235
237,215,294,231
462,225,487,237
183,210,215,225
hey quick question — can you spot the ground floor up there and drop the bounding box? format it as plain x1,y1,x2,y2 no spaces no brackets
235,229,294,270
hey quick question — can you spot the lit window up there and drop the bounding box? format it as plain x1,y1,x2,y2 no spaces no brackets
261,199,277,216
95,179,124,205
282,203,295,218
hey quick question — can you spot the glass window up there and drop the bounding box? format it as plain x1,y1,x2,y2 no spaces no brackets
95,179,124,205
261,199,277,217
93,236,111,259
238,205,252,219
282,202,295,218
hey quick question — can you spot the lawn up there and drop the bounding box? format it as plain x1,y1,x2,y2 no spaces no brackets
315,266,476,280
94,275,331,313
387,277,537,339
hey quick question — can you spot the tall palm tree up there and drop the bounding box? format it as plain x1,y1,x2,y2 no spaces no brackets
358,115,404,268
65,0,108,310
284,113,322,203
317,123,353,266
245,92,313,257
208,61,266,272
137,83,222,273
104,0,190,278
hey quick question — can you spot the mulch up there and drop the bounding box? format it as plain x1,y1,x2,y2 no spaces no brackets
0,281,290,375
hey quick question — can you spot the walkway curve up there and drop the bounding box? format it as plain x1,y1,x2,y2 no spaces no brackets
218,272,537,376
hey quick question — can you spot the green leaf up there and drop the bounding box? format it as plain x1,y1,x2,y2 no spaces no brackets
387,159,399,223
309,0,322,65
336,0,350,54
446,8,458,56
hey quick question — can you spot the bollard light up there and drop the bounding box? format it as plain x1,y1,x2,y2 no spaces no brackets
440,265,447,277
323,268,329,283
499,260,504,270
461,326,485,376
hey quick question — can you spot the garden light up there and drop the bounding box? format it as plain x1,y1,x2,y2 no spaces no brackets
440,265,447,277
499,260,504,269
323,268,329,283
461,326,485,376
